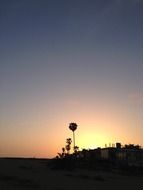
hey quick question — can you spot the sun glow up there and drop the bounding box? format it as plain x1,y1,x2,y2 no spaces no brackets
68,115,125,151
77,132,112,150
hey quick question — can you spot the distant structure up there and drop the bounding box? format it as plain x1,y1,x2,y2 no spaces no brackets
77,143,143,167
69,122,78,152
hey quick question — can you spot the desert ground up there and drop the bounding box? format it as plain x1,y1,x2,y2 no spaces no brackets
0,158,143,190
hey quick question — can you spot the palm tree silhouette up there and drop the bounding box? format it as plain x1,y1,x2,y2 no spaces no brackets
66,138,72,154
69,122,78,152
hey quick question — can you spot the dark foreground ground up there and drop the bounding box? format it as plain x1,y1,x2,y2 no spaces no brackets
0,158,143,190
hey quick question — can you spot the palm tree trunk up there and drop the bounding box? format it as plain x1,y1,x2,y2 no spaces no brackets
73,131,75,152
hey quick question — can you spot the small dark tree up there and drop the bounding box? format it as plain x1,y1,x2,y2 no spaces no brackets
66,138,72,154
57,147,66,158
74,146,79,153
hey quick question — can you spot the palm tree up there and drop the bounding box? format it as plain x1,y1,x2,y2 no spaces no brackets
69,122,78,152
66,138,72,154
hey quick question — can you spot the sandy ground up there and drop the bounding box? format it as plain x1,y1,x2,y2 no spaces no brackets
0,158,143,190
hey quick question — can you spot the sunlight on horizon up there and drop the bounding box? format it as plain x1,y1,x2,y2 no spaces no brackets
1,110,143,158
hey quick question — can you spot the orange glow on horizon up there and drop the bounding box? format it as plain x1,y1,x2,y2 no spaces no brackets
1,108,143,158
77,132,113,150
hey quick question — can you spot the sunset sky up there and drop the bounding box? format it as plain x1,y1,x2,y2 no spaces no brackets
0,0,143,158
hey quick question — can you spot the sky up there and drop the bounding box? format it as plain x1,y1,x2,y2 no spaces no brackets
0,0,143,158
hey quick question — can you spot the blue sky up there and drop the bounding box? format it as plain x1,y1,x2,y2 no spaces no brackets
0,0,143,157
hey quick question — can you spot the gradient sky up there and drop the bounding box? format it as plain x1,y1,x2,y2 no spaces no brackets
0,0,143,158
